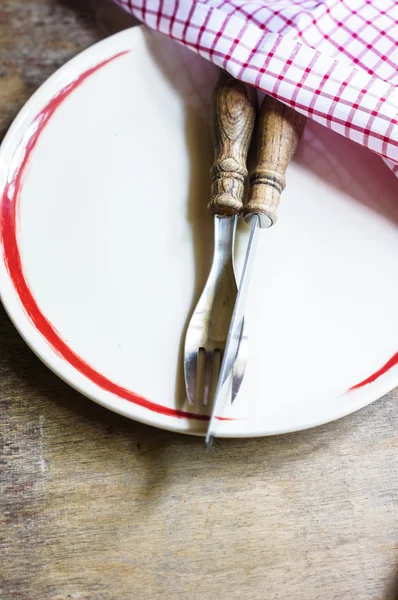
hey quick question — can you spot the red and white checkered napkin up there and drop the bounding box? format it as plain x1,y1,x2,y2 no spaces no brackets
115,0,398,176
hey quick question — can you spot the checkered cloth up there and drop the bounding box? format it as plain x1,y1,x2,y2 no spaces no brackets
115,1,398,175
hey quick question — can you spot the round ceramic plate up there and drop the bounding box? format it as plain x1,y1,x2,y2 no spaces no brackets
1,26,398,437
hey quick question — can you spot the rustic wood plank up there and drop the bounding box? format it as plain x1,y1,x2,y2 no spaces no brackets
1,2,398,599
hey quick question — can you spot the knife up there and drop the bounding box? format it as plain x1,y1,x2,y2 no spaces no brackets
205,93,306,448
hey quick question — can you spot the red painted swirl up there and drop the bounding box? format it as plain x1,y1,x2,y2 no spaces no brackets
0,51,214,422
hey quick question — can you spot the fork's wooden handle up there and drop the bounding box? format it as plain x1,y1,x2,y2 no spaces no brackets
208,72,257,216
244,95,306,227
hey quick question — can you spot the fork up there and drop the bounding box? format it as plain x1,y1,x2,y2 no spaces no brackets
184,72,257,406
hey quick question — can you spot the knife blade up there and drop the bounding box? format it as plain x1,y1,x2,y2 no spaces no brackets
205,94,306,448
205,213,260,448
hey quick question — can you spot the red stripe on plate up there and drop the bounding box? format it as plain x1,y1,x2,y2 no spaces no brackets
0,50,225,423
349,352,398,391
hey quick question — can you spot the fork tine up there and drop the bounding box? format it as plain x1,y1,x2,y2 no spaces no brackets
184,351,197,405
232,318,248,402
203,351,213,407
195,348,206,405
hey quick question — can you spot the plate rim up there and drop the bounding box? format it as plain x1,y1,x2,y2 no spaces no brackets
0,24,397,437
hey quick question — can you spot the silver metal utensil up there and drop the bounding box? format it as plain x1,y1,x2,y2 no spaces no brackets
205,93,307,447
184,72,257,407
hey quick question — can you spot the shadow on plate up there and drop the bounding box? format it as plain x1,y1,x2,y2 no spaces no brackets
295,117,398,226
141,28,398,429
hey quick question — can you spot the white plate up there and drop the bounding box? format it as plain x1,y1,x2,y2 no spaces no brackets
1,25,398,437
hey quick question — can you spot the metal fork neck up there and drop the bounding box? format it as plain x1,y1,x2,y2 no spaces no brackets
212,215,237,268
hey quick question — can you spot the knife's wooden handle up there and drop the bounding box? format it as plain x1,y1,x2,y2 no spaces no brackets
208,72,257,216
244,95,306,227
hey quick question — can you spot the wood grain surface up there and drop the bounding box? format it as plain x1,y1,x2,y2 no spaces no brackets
1,2,398,599
209,72,257,216
246,94,306,227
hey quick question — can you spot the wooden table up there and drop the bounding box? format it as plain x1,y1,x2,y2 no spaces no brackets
1,2,398,598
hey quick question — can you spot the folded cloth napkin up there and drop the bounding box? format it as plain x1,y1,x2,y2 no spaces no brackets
114,0,398,176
